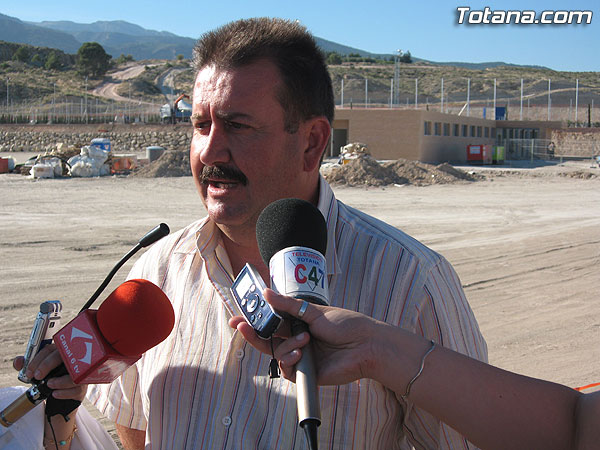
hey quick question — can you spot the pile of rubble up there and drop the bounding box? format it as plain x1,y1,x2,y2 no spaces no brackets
128,146,479,186
321,155,480,187
131,150,191,177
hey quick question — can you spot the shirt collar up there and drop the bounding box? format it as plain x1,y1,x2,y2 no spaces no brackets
316,175,341,276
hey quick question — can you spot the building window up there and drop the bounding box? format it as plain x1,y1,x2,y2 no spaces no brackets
434,122,441,136
424,121,431,135
462,124,468,137
454,124,460,136
484,127,489,138
470,125,476,137
443,123,450,136
477,126,482,137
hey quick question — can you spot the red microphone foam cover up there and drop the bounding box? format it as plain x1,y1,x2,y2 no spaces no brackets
96,279,175,357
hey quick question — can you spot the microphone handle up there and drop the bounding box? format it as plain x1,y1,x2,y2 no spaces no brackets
33,365,82,420
0,365,81,427
290,318,321,427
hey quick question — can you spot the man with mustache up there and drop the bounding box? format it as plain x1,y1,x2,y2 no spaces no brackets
23,18,487,449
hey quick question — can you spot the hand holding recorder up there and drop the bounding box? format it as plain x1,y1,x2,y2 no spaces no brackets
2,223,174,431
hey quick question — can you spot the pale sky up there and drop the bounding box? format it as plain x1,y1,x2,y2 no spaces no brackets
3,0,598,71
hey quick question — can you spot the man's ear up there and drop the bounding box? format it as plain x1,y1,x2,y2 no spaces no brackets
302,117,331,173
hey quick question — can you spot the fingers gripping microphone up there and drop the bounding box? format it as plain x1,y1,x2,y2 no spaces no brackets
256,198,328,450
0,280,175,427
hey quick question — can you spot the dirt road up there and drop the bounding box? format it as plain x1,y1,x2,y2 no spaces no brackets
92,63,160,103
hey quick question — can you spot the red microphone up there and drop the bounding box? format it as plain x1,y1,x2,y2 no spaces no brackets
0,279,174,427
56,279,175,384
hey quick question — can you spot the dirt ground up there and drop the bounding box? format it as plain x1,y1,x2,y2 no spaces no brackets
0,160,599,444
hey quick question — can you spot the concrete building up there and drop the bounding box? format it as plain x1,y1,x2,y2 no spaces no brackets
330,108,562,163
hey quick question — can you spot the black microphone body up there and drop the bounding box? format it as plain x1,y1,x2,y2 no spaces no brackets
256,198,329,450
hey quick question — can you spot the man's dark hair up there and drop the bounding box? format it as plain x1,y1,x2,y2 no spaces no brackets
192,18,334,133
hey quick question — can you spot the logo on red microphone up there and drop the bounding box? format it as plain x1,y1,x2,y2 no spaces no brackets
58,327,94,374
54,311,102,376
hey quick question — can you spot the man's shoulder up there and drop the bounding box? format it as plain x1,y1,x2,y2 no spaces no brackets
336,200,441,267
151,218,207,251
135,218,208,265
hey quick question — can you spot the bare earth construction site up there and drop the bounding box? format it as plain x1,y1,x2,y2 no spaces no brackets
0,160,599,443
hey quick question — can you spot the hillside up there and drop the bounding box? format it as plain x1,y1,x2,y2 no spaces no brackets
1,14,196,60
0,13,81,54
0,17,599,126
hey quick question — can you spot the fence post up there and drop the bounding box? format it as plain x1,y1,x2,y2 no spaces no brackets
531,139,534,162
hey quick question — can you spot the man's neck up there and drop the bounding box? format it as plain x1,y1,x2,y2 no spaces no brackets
220,227,270,282
218,177,322,282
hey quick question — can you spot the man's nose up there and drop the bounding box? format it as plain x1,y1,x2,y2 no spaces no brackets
197,124,230,166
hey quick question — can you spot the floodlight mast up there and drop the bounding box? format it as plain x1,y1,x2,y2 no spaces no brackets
393,49,401,107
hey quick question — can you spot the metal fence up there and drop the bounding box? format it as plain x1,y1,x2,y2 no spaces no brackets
0,98,162,124
332,74,600,125
504,138,600,161
2,72,600,126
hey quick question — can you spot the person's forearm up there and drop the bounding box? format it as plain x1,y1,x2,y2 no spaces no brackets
370,323,582,450
43,411,77,450
116,423,146,450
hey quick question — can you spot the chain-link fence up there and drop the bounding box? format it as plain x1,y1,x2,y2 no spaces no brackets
331,69,600,125
505,138,600,161
0,98,162,124
2,69,600,126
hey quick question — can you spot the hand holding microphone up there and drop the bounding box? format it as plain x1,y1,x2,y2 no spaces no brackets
254,289,385,387
2,279,175,427
2,223,174,429
255,198,329,450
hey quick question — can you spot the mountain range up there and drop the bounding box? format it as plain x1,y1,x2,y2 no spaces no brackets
0,12,542,69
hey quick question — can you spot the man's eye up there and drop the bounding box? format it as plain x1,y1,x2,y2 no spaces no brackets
226,121,247,130
194,121,211,130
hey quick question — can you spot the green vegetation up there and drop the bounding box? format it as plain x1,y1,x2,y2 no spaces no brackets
115,53,135,65
325,50,412,65
76,42,111,78
13,45,30,63
45,51,62,70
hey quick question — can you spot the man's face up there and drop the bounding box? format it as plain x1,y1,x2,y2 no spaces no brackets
190,61,311,237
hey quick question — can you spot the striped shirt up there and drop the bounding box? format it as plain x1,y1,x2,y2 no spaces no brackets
87,176,487,449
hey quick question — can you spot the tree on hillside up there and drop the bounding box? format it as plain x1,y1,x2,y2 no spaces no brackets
13,46,30,63
31,54,42,67
45,51,62,70
76,42,111,78
400,50,412,63
115,53,134,65
326,52,343,65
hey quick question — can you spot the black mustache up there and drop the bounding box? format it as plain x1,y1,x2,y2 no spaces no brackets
201,165,248,186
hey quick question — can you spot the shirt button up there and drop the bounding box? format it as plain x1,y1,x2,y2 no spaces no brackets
222,416,232,426
235,349,244,360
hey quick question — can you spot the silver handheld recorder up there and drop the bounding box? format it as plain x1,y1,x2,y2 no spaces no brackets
231,264,282,339
18,300,62,383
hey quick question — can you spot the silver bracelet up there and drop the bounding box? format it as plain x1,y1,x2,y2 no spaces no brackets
402,340,436,401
